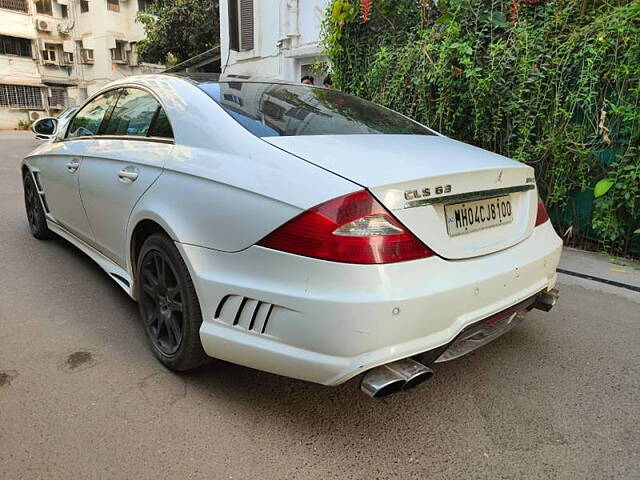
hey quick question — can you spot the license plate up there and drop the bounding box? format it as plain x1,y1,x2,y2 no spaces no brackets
445,195,513,236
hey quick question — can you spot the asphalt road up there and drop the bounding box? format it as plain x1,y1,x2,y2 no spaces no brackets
1,131,638,479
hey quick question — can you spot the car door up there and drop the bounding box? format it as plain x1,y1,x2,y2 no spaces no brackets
27,90,119,243
78,87,174,268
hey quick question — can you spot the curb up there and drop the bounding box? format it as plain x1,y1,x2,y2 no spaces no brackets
557,268,640,293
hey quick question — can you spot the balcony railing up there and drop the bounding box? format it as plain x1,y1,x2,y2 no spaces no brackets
0,0,28,13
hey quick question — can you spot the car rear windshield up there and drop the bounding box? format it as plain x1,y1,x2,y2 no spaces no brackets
196,82,434,138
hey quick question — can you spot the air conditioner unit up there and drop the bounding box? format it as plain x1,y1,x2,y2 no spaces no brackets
36,19,51,32
29,111,42,121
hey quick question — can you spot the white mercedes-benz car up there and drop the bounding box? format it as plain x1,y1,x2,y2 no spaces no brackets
23,74,562,398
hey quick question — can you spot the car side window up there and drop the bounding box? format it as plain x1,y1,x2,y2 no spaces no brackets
102,88,159,137
66,89,119,138
148,107,174,139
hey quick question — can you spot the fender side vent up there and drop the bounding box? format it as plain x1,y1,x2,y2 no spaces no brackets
32,171,50,213
215,295,275,334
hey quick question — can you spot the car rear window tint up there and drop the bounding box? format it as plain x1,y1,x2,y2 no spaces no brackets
197,82,434,138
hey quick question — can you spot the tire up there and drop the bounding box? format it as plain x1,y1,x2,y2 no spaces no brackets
23,170,51,240
135,232,208,371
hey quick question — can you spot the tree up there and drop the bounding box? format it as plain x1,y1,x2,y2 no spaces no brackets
136,0,219,65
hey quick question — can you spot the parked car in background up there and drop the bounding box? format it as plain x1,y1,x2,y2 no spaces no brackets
31,106,78,141
25,74,562,398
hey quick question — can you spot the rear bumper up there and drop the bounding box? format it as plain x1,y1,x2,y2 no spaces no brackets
430,288,557,364
178,221,562,385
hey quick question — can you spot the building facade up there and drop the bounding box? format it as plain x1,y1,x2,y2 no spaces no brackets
0,0,163,129
219,0,329,83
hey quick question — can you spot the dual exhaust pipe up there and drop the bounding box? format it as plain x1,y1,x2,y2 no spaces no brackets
360,358,433,399
362,289,559,398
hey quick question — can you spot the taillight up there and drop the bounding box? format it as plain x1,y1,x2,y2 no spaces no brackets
535,196,549,226
257,190,434,264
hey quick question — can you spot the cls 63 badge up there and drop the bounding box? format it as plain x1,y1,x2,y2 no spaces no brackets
404,184,452,201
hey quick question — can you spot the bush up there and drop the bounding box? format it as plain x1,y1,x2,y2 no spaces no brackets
323,0,640,256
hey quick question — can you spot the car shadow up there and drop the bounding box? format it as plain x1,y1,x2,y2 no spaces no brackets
178,323,547,427
44,225,553,435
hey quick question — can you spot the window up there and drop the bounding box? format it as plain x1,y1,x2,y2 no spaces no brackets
67,89,119,138
198,82,435,138
0,0,29,13
80,0,88,12
137,0,153,12
148,107,173,139
41,43,57,62
34,0,52,15
49,87,68,108
102,88,158,137
110,40,127,62
107,0,119,12
60,4,67,17
0,84,43,109
80,48,93,63
0,35,32,57
76,41,94,64
228,0,254,51
62,51,73,64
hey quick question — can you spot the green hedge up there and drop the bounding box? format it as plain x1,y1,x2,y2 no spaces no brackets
323,0,640,256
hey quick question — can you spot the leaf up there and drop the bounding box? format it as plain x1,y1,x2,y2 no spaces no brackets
634,229,640,235
435,14,453,25
593,179,614,198
490,12,509,28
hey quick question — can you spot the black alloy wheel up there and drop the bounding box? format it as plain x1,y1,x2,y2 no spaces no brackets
136,233,208,371
139,250,185,355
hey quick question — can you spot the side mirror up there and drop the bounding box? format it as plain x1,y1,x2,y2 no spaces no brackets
32,117,58,140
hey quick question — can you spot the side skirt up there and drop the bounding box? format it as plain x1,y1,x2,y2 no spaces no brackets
46,220,135,299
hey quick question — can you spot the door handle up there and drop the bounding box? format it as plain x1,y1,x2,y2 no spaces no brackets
66,159,80,173
117,167,139,183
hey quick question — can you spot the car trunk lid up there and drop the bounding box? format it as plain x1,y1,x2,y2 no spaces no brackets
264,134,538,259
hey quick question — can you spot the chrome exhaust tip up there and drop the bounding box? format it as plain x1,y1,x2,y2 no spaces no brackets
360,365,405,399
533,288,559,312
386,358,434,391
360,358,434,398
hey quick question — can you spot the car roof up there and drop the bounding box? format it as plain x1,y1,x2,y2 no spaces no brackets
104,73,305,90
88,74,332,149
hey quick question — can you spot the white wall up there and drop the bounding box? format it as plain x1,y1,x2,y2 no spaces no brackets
219,0,328,83
0,8,41,129
0,8,36,38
